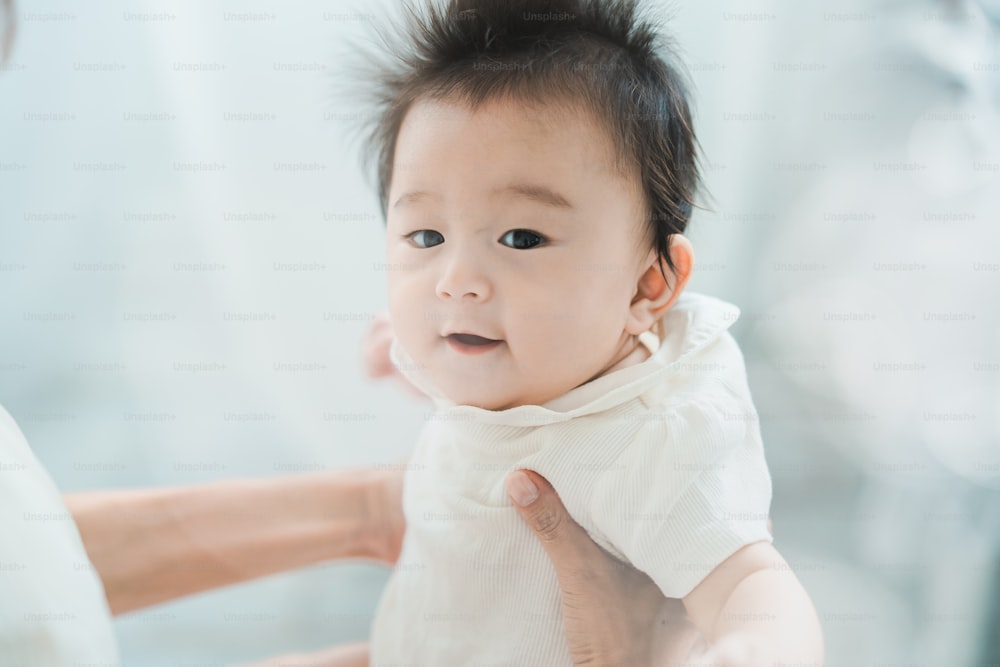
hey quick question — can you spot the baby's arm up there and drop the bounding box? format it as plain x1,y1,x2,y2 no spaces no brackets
683,541,825,664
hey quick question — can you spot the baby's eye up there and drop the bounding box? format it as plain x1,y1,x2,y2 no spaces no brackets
499,229,546,250
406,230,445,248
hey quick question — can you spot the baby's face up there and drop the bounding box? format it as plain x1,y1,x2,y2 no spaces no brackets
386,96,651,410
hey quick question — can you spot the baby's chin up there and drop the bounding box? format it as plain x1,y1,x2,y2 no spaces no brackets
438,382,557,412
441,389,517,411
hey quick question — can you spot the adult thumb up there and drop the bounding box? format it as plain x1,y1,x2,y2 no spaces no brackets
504,469,600,569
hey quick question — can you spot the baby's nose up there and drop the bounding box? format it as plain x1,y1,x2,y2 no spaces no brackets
435,254,493,301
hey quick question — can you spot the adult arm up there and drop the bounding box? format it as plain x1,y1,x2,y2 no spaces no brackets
66,469,404,615
65,311,415,616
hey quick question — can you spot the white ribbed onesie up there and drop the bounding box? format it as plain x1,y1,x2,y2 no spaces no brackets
370,292,773,666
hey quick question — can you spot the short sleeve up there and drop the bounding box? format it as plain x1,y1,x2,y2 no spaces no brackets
589,396,773,598
0,405,120,665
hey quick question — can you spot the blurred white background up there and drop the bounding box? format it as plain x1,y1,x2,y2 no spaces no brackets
1,0,998,665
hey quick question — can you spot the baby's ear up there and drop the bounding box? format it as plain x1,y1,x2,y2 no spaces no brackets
625,235,694,335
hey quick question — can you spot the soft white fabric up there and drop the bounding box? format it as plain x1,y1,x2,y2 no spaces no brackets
0,405,120,666
370,292,773,666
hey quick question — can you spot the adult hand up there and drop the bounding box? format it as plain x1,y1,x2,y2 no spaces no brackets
361,312,428,400
504,469,709,667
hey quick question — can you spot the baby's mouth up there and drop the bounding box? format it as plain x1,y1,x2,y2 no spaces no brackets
447,333,502,346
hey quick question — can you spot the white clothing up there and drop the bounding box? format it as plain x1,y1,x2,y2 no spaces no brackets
0,405,119,666
370,292,773,666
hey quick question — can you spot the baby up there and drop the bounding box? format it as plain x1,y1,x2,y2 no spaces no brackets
356,0,824,664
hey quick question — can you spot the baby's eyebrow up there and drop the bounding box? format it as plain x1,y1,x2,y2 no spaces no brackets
393,191,436,210
494,183,574,211
392,183,575,212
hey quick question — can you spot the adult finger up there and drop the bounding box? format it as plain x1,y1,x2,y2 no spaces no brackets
504,469,607,577
361,314,395,379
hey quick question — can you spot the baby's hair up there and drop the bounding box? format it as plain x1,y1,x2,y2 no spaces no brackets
350,0,699,284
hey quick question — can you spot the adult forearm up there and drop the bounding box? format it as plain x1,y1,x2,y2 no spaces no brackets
66,470,382,615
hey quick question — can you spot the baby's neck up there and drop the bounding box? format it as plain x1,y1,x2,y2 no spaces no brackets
603,334,653,375
575,333,654,391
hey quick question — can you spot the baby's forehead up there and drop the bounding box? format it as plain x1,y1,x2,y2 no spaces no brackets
402,93,635,174
409,93,597,129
